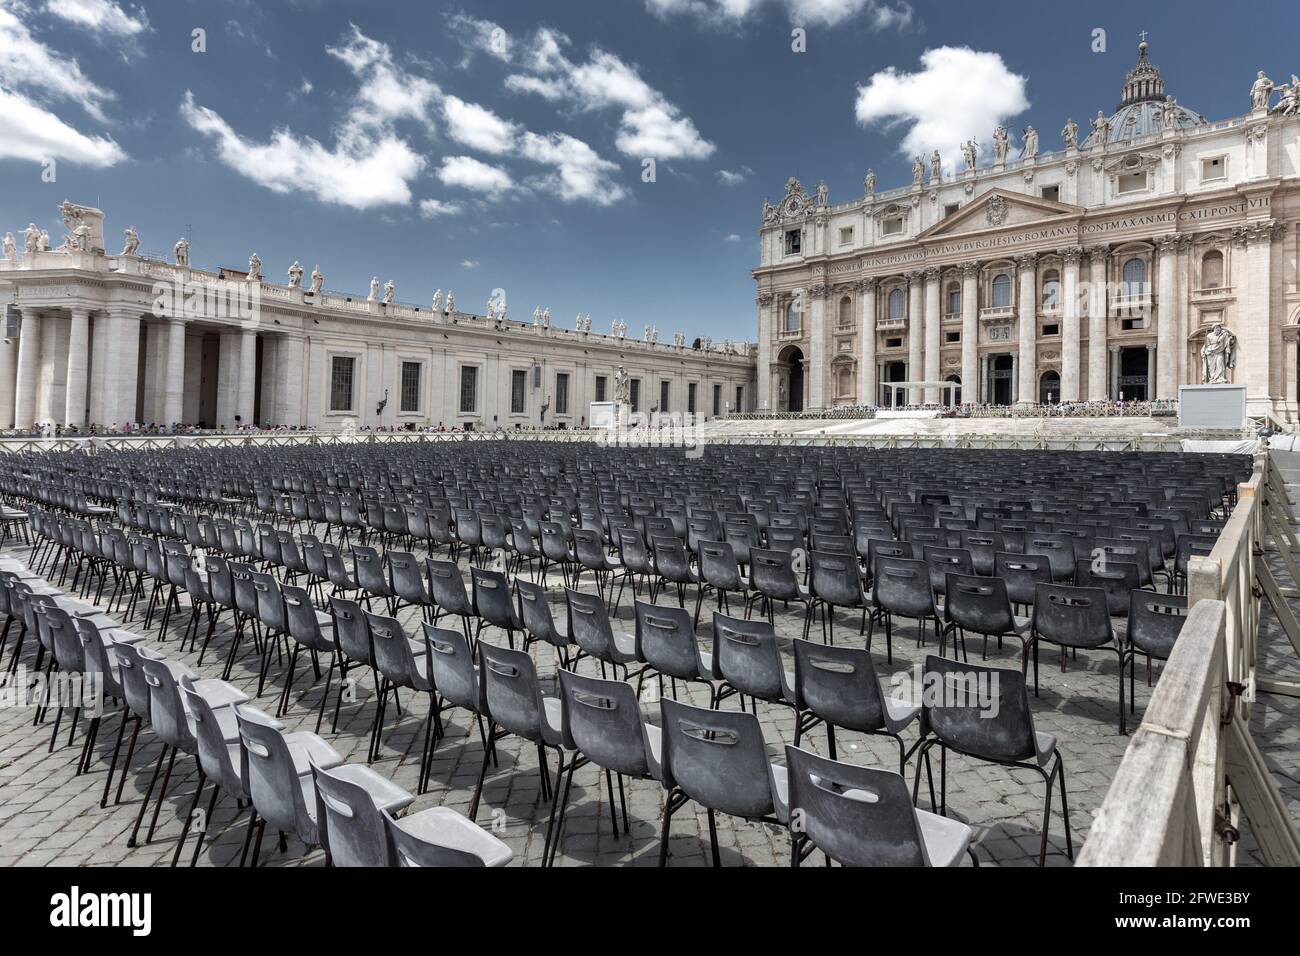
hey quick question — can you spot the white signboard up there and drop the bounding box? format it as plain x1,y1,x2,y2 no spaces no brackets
589,401,616,429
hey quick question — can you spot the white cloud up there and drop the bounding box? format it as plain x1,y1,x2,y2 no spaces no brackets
646,0,913,27
419,198,464,218
448,12,513,63
519,131,625,205
459,259,480,269
181,90,425,209
854,47,1028,172
0,86,125,166
437,155,514,196
443,95,518,154
0,4,117,121
44,0,149,36
724,233,741,241
459,19,714,161
716,166,753,185
325,24,440,132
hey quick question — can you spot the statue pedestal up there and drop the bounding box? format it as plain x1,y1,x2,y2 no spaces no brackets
1179,384,1247,429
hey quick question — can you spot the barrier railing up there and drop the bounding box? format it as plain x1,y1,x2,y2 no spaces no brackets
1079,451,1300,866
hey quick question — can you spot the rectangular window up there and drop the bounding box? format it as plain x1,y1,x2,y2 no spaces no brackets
459,365,478,414
734,386,744,412
1041,323,1060,336
555,372,570,415
784,229,802,255
594,375,607,402
510,370,526,414
687,382,697,413
1201,156,1226,182
1118,171,1147,194
945,331,961,343
329,356,354,412
712,384,721,416
885,337,903,348
943,203,960,218
629,379,641,412
659,380,670,413
399,361,421,413
838,226,853,246
881,216,903,236
1040,185,1060,203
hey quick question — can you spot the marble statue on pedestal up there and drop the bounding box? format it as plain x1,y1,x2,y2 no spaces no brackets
1022,126,1039,159
1251,71,1274,111
368,277,380,301
1158,96,1178,131
445,291,455,314
613,365,630,405
533,306,542,327
673,331,685,347
912,156,924,185
930,150,941,182
287,261,304,288
864,169,875,195
248,254,262,282
121,226,140,256
432,289,442,314
1272,77,1300,116
1201,322,1237,384
542,308,550,328
961,140,977,171
992,126,1010,164
310,265,323,293
174,237,189,266
1061,117,1079,148
24,224,39,254
2,233,14,261
816,180,828,207
1091,111,1109,144
488,299,497,321
382,280,395,304
40,230,51,252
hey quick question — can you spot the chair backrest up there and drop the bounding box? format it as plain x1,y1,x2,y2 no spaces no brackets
426,558,471,615
993,551,1052,607
352,545,390,595
558,668,653,779
366,612,421,689
749,547,799,600
809,550,863,607
872,556,935,619
1127,590,1189,660
312,762,404,867
111,640,154,719
387,551,428,606
784,745,928,866
422,623,479,711
922,546,974,595
712,612,785,703
250,570,287,634
792,638,886,733
179,675,244,797
633,600,701,681
564,588,618,663
918,654,1038,763
1070,558,1139,617
478,642,546,743
139,654,195,751
943,573,1015,636
236,705,313,840
659,697,776,819
329,596,372,664
470,567,516,629
1033,582,1113,648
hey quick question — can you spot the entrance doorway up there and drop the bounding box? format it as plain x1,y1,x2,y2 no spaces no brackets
1039,370,1060,405
778,345,804,412
990,354,1014,405
881,361,907,408
944,374,961,407
1118,346,1150,401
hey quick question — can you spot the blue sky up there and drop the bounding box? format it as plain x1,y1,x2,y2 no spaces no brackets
0,0,1286,341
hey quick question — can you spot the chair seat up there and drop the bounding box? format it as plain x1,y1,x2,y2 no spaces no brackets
643,722,663,780
1033,731,1057,768
541,695,564,744
769,762,790,823
285,732,344,775
393,806,513,866
611,630,638,663
882,694,921,729
916,807,973,866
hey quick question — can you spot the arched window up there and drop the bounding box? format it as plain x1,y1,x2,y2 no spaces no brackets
888,288,905,320
1122,256,1147,293
785,300,800,332
945,282,961,315
838,296,853,326
1039,370,1061,404
1201,250,1224,289
991,273,1012,309
944,374,961,407
1041,269,1061,309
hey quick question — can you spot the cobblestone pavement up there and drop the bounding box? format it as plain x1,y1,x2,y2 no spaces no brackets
0,527,1295,868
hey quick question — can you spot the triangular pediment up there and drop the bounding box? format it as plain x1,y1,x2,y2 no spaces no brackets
917,188,1084,241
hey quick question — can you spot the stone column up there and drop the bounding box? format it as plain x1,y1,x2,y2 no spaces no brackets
1015,253,1038,404
1283,331,1298,417
960,262,979,405
923,268,941,404
14,311,41,430
1146,344,1156,399
1086,245,1109,401
1176,236,1192,389
859,280,877,406
906,272,924,404
65,308,90,426
1155,234,1179,399
808,284,827,408
0,309,19,429
238,328,257,425
1060,249,1082,401
215,331,239,428
104,307,141,426
756,293,773,411
1010,352,1019,403
1235,220,1282,406
1109,345,1120,399
163,317,187,425
275,334,304,426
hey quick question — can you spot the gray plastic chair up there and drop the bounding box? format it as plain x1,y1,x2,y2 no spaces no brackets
941,572,1030,663
632,600,715,701
1031,582,1126,732
1124,591,1188,711
310,761,415,866
657,697,787,866
515,578,575,668
564,587,642,680
784,745,976,867
383,806,512,867
174,675,250,866
420,622,494,795
365,611,433,764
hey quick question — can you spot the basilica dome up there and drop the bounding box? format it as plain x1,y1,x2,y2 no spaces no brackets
1082,40,1207,147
